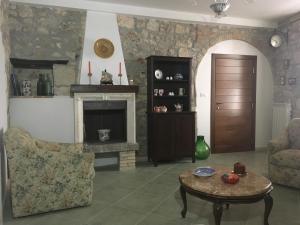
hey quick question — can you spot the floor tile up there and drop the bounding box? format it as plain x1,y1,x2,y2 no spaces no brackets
88,206,145,225
4,150,300,225
114,191,165,213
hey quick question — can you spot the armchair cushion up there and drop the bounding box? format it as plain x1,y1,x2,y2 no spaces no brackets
268,118,300,188
288,119,300,149
4,127,95,217
35,139,83,153
268,128,289,155
270,149,300,170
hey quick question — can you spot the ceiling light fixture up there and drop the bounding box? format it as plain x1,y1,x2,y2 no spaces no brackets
210,0,231,18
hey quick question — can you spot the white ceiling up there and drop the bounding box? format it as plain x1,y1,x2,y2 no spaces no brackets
12,0,300,27
88,0,300,22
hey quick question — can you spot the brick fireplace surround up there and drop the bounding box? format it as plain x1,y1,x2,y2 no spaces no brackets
71,85,139,171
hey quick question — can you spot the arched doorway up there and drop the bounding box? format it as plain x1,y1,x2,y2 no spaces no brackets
195,40,273,149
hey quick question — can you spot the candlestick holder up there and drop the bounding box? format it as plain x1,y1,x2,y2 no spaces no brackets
118,73,122,85
88,72,92,85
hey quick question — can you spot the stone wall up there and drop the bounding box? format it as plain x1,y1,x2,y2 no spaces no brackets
117,15,275,156
7,3,278,155
9,3,86,95
272,14,300,117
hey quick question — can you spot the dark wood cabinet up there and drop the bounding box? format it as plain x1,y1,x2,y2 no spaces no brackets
146,56,195,166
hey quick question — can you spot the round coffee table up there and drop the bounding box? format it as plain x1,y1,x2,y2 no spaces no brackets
179,166,273,225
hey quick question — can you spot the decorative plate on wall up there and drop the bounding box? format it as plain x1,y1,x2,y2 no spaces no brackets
94,38,114,58
154,69,163,80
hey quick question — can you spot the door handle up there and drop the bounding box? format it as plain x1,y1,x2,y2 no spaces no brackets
216,103,222,110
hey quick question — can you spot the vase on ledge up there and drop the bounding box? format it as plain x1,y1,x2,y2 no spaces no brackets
195,135,210,160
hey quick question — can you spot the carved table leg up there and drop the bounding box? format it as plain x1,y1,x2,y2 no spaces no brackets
213,203,223,225
180,185,187,218
264,193,273,225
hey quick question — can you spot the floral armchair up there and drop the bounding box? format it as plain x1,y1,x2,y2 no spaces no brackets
268,118,300,188
4,128,95,217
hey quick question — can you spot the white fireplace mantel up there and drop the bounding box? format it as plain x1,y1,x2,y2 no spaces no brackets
74,92,136,144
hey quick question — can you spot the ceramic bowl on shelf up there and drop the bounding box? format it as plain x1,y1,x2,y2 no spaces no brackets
98,129,111,142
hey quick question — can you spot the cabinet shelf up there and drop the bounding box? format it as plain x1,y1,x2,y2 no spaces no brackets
154,80,189,83
147,55,195,166
154,95,188,99
149,111,194,114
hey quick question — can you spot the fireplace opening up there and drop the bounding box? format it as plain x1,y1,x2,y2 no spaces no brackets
83,101,127,144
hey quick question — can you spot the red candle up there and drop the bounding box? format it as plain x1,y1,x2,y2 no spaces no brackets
88,61,91,74
119,62,121,74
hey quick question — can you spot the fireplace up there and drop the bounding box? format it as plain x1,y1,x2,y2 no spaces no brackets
83,100,127,143
71,85,139,170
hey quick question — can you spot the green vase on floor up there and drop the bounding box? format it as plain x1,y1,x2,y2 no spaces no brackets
195,135,210,160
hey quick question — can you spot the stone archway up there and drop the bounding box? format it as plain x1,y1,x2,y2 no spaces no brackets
194,40,274,148
118,15,275,155
183,28,274,109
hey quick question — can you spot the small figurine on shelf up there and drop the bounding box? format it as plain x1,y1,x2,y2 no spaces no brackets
100,69,113,85
88,61,92,85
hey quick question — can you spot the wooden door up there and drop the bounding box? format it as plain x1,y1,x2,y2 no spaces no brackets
211,54,256,153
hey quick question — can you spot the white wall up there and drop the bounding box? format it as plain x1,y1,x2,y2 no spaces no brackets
0,16,8,225
196,40,273,148
80,11,128,85
0,31,8,132
9,97,75,143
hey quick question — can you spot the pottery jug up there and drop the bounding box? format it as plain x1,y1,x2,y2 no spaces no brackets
161,106,168,112
174,103,183,112
195,136,210,160
154,106,161,113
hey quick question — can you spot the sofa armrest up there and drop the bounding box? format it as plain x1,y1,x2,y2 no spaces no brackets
268,128,289,155
8,148,95,187
35,139,83,154
7,146,95,217
43,150,95,180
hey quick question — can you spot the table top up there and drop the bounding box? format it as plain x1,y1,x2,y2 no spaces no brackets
179,166,272,199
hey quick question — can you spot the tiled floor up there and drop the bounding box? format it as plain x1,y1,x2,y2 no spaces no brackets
4,150,300,225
